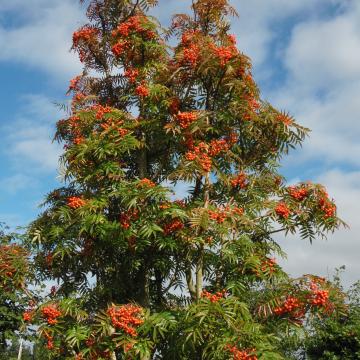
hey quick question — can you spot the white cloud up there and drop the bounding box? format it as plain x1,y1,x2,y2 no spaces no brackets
0,174,37,193
0,0,83,79
285,10,360,90
1,94,63,173
154,0,332,68
230,0,334,68
269,2,360,167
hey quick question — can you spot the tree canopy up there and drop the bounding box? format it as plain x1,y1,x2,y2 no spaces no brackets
1,1,349,359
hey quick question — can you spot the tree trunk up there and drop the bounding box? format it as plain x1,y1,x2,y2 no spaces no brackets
196,247,204,300
17,338,23,360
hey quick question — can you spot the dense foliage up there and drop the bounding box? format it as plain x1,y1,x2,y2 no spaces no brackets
305,275,360,359
0,224,31,352
0,0,350,359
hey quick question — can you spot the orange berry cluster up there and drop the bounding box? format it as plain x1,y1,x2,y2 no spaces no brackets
138,178,156,187
210,43,238,67
107,304,144,337
231,173,247,189
67,196,86,209
311,289,329,306
0,245,26,280
112,16,156,40
73,136,85,145
260,257,277,274
208,206,243,224
120,209,139,230
275,202,290,219
185,142,212,172
182,44,200,67
111,16,155,58
163,219,184,235
111,41,128,57
226,345,258,360
135,83,150,97
92,104,113,120
113,16,141,37
318,194,336,218
274,296,302,316
118,128,129,137
179,30,201,67
124,68,139,83
72,27,98,47
23,311,32,322
201,290,226,303
41,304,62,325
208,139,229,157
208,209,227,224
288,186,308,201
309,282,329,307
176,111,198,129
68,75,82,92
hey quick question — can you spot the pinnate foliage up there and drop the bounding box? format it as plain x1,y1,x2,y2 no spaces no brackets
14,0,349,359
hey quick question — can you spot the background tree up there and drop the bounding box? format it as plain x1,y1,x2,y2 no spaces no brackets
0,338,33,360
304,270,360,359
0,224,33,356
24,0,346,358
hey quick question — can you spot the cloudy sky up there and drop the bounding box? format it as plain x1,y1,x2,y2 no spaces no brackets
0,0,359,286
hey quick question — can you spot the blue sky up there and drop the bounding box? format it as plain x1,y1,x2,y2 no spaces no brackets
0,0,359,286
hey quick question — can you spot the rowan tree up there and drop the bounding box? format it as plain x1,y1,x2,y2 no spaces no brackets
24,1,346,359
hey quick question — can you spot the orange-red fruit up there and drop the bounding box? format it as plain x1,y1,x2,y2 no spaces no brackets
275,202,290,218
67,196,86,209
107,304,143,337
41,304,61,325
176,111,197,129
23,312,32,322
138,178,156,187
135,84,150,97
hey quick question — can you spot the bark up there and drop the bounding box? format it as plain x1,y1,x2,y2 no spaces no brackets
195,247,204,300
17,338,23,360
186,266,196,300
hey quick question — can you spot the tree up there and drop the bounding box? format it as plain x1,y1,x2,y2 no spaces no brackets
0,338,33,360
24,0,346,358
305,273,360,359
0,224,32,353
